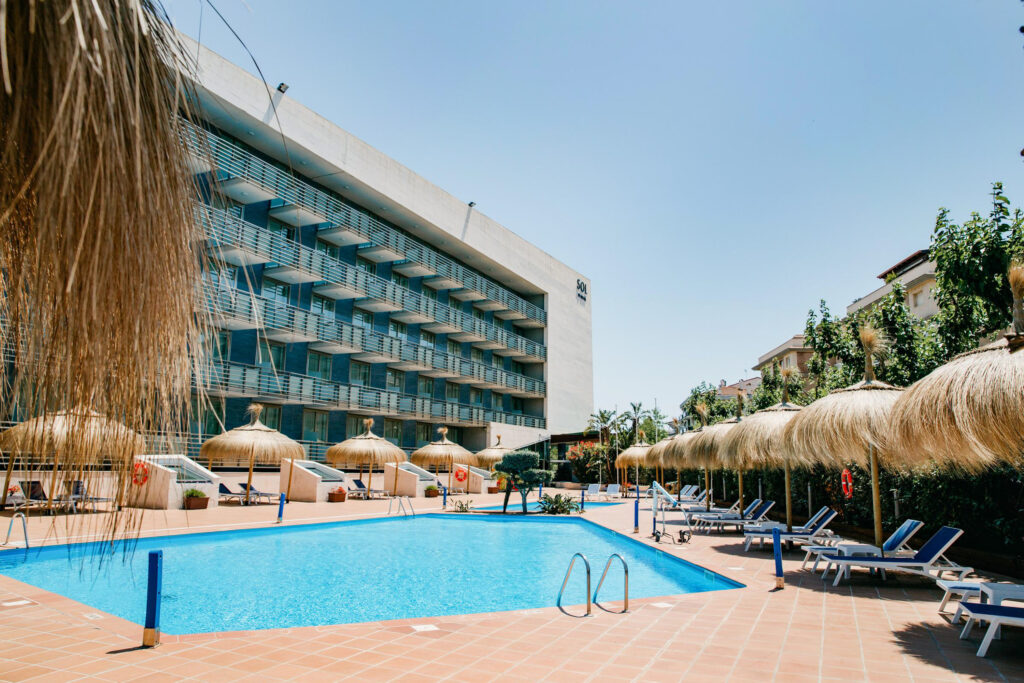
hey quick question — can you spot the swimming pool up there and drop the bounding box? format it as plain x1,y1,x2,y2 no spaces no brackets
474,501,624,511
0,514,742,634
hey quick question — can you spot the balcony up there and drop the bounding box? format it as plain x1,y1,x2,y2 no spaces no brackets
201,286,546,397
182,120,548,328
197,361,546,428
268,201,326,227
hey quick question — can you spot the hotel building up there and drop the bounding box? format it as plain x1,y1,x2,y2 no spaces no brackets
182,38,593,457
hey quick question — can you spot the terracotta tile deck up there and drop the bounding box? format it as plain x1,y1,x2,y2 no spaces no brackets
2,490,1023,681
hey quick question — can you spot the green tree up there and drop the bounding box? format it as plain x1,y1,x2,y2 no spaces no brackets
680,382,736,426
622,402,649,442
495,450,554,513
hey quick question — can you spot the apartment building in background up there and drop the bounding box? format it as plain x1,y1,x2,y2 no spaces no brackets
847,249,937,319
183,37,593,457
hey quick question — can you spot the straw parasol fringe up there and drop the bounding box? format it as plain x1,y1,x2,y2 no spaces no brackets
410,427,476,493
0,1,210,543
200,404,303,504
325,418,406,493
475,435,513,470
888,266,1024,473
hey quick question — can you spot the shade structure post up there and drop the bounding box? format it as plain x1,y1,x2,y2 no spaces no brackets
1,451,15,508
783,460,792,532
869,445,883,547
704,468,711,511
737,470,744,518
447,457,452,493
245,449,255,506
47,452,61,511
285,457,296,500
392,462,399,496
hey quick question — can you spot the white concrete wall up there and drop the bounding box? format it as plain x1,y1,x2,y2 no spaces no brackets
180,35,594,436
279,459,348,502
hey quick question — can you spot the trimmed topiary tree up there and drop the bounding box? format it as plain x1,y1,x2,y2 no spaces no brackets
494,450,554,513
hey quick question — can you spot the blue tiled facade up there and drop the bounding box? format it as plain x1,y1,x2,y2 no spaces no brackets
187,121,547,457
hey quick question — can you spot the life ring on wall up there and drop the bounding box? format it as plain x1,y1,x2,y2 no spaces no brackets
454,468,467,483
841,468,853,499
132,461,150,486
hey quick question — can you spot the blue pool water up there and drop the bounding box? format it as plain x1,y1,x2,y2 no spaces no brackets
474,501,624,511
0,514,741,634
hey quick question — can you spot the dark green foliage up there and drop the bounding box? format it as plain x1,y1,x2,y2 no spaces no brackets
681,382,737,425
748,364,808,409
495,450,554,513
537,493,581,515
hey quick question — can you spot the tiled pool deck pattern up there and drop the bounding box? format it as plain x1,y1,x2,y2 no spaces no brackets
2,490,1023,682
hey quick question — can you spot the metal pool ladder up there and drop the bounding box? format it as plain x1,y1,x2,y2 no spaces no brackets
387,496,415,516
593,553,629,613
557,552,592,616
2,512,28,551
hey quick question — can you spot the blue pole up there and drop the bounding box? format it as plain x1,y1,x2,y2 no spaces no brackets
580,489,585,511
276,493,287,524
538,483,542,500
633,498,639,533
772,527,784,589
442,486,447,508
143,550,162,647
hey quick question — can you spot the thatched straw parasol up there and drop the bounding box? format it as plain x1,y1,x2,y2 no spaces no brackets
326,418,407,494
720,372,804,530
657,430,700,494
200,404,303,504
0,409,146,510
888,264,1024,473
615,439,652,492
783,326,903,546
475,435,513,470
691,417,742,513
410,427,476,492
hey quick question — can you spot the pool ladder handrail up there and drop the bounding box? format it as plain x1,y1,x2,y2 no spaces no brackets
3,512,28,551
387,496,415,516
593,553,629,613
556,552,592,617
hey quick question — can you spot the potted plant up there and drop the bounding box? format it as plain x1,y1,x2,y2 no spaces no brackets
424,484,439,498
183,488,209,510
487,474,501,495
327,486,347,503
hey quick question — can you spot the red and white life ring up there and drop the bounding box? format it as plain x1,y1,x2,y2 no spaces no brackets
454,468,468,483
132,461,150,486
841,468,854,499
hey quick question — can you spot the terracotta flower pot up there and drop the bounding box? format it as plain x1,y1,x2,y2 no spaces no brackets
184,496,209,510
327,491,347,502
425,489,439,498
487,486,500,494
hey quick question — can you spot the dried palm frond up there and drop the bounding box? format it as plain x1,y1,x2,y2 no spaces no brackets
888,263,1024,472
694,402,709,427
1010,262,1024,334
199,405,303,466
859,325,888,382
0,1,209,541
659,430,700,469
690,418,738,469
474,435,515,469
615,442,654,469
409,427,475,467
719,402,804,469
326,418,406,467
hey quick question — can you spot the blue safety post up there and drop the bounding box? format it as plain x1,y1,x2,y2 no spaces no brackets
579,489,585,511
633,498,639,533
143,550,162,647
442,486,447,508
772,527,784,589
276,493,287,524
538,483,542,500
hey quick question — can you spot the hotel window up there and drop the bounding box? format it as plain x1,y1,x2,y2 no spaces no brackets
311,294,335,316
511,397,524,414
206,258,236,289
306,350,332,380
346,414,365,437
446,382,460,403
469,388,483,405
198,397,224,436
262,276,291,306
415,422,431,447
384,419,403,445
447,426,463,444
356,256,377,276
266,218,295,242
417,376,434,397
391,271,410,289
491,393,503,410
422,286,437,301
261,404,283,431
472,308,486,321
386,368,405,393
447,339,462,356
419,330,436,348
315,239,339,260
492,354,502,368
256,340,285,370
302,410,329,442
203,330,230,363
912,292,920,308
349,361,370,386
471,347,484,363
353,308,373,331
388,319,408,341
511,360,524,375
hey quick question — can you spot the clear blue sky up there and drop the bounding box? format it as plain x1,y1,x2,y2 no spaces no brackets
168,1,1024,418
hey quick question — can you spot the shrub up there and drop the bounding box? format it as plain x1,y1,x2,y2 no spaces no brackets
424,484,438,493
538,493,580,515
451,500,473,513
183,488,206,498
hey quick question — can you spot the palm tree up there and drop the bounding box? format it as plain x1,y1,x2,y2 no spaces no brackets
623,402,649,443
586,409,623,484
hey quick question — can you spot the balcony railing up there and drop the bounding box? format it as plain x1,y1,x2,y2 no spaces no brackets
200,204,546,361
198,361,545,429
201,285,546,397
182,120,547,327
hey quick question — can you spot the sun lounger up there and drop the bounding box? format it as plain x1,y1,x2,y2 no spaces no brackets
583,483,602,500
14,480,76,513
690,499,762,527
821,526,972,586
66,481,112,511
743,508,838,551
959,603,1024,656
604,484,621,499
218,483,247,504
681,497,742,518
351,479,386,499
698,500,776,533
802,518,923,572
238,482,282,504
